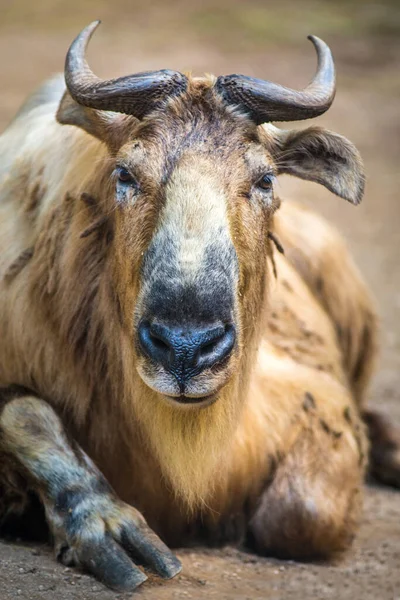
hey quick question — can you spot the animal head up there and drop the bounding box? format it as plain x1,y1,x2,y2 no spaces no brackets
58,22,364,411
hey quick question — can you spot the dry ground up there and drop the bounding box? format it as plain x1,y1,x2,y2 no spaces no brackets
0,1,400,598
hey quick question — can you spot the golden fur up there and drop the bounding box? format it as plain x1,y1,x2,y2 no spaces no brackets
0,74,379,557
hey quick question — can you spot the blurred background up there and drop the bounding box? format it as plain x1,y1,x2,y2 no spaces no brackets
0,1,399,598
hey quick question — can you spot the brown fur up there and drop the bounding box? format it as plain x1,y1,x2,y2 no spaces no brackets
0,72,391,573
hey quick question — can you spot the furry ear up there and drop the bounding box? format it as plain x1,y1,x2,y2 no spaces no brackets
263,125,365,205
56,91,136,149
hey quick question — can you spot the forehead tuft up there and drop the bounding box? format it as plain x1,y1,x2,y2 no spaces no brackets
133,76,259,153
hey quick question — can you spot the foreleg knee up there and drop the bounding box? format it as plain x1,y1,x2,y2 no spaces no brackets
248,418,365,560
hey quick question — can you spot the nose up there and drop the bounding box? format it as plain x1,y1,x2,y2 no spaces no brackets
138,321,236,392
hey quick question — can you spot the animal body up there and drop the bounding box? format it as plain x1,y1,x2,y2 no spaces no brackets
0,21,399,592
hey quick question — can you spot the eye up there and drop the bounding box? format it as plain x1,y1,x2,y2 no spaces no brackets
116,166,135,185
257,173,274,191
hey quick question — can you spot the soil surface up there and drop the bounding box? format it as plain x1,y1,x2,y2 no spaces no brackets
0,1,399,598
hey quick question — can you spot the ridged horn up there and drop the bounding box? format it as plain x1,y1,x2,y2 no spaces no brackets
215,36,336,124
65,21,188,119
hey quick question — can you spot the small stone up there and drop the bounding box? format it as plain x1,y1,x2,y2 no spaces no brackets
18,567,24,573
92,585,98,592
38,586,44,591
31,549,40,556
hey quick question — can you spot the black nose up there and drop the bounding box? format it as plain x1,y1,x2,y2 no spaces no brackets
138,321,236,392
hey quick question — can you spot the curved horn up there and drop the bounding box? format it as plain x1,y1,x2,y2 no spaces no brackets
215,36,336,124
65,21,188,118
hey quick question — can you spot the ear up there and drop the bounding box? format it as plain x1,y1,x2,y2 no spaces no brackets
56,90,136,150
263,125,365,205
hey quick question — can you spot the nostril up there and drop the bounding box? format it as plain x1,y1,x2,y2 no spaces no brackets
199,332,225,358
138,321,172,366
149,331,170,353
201,338,220,355
197,324,236,370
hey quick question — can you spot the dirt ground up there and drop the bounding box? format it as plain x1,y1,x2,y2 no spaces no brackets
0,1,400,598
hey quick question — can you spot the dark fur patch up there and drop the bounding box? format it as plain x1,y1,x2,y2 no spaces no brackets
319,418,342,440
80,192,98,207
352,325,371,383
267,231,285,254
80,215,109,239
315,276,324,293
303,392,316,411
24,169,46,215
3,248,34,284
319,418,331,434
344,407,352,424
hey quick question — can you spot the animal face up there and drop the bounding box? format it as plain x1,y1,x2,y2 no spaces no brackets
57,22,365,409
107,92,280,406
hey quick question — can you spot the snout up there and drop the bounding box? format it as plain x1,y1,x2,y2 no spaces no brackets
138,320,236,400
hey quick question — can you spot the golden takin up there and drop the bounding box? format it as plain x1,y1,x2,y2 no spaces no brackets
0,21,398,592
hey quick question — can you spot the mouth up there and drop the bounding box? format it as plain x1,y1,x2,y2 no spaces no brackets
164,392,218,407
137,354,234,407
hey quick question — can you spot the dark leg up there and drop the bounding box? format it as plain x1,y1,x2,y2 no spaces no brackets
0,389,181,591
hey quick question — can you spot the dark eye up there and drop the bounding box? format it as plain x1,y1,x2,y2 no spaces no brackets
257,173,274,191
117,167,135,185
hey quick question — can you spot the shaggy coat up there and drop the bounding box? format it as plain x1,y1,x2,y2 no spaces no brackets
0,69,397,591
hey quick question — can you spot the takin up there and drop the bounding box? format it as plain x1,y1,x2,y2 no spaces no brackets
0,21,399,592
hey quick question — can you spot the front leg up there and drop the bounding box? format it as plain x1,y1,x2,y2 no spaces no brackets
0,388,181,591
247,393,368,560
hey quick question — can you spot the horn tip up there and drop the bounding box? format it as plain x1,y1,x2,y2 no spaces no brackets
307,34,328,49
88,19,102,31
307,35,332,56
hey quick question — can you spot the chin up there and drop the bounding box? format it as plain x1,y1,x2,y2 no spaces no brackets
136,360,233,409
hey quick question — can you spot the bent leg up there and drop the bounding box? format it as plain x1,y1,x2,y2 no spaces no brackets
0,388,181,591
247,396,367,559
